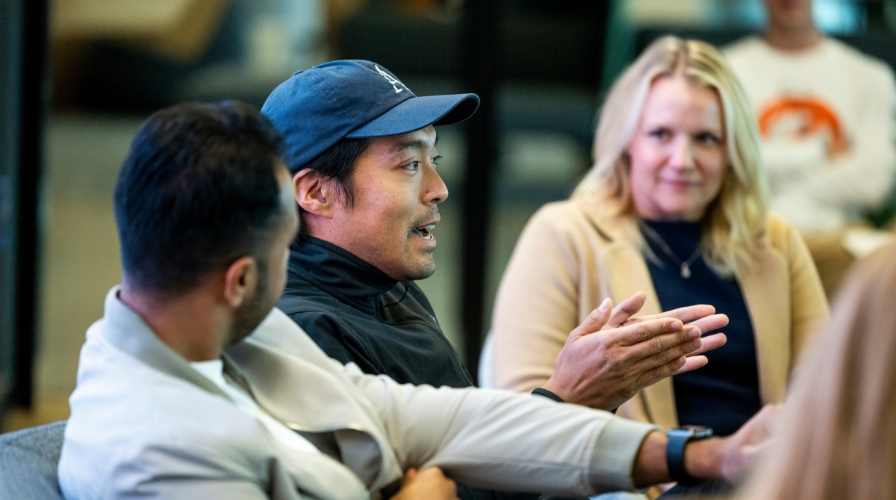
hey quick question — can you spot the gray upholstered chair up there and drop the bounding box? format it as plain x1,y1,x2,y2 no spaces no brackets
0,421,66,499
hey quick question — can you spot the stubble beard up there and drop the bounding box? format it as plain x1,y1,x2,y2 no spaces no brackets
395,247,437,282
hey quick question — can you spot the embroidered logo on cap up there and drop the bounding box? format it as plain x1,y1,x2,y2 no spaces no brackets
375,65,408,94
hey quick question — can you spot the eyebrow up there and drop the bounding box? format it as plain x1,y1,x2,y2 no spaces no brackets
390,133,439,154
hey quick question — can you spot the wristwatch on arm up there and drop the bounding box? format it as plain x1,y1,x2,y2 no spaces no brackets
666,427,714,486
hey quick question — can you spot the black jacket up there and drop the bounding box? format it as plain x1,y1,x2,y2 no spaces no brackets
277,236,474,388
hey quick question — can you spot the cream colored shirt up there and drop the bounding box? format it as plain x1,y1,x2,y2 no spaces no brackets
191,359,320,455
724,37,896,233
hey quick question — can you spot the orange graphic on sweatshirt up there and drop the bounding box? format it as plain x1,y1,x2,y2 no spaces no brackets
758,97,848,157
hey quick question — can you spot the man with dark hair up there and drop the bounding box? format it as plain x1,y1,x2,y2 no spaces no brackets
61,100,456,499
262,60,727,407
59,100,776,500
114,101,287,295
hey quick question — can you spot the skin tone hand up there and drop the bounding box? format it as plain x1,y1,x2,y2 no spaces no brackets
542,291,728,410
632,404,781,487
611,292,729,373
713,403,781,482
392,467,458,500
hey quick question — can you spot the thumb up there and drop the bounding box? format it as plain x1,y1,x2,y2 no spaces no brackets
570,297,612,341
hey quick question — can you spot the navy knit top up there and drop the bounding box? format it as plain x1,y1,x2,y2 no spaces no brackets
641,219,763,437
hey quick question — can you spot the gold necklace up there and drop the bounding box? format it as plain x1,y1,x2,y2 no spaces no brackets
640,222,702,279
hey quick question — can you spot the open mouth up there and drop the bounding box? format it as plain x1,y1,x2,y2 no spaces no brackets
412,224,436,240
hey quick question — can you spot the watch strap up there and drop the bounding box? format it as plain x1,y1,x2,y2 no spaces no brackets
666,428,712,486
531,387,564,403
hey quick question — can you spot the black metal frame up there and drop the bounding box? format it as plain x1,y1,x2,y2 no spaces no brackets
457,1,610,381
0,0,48,415
458,1,502,383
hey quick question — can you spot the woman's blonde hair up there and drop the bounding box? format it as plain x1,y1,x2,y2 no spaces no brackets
744,244,896,500
573,36,768,276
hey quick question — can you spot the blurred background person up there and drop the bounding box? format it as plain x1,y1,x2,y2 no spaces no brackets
743,242,896,500
487,36,828,494
724,0,896,294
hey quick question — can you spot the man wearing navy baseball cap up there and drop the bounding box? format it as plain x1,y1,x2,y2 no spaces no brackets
261,58,743,494
258,59,752,499
261,58,727,411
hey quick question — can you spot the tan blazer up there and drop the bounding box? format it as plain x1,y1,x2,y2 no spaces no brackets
490,199,829,429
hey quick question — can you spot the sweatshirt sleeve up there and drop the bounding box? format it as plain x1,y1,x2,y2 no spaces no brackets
347,365,659,497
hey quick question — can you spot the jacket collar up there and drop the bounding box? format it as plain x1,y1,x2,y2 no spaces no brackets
287,236,398,314
100,286,233,400
101,287,381,498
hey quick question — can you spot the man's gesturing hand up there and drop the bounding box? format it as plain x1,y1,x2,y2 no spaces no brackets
542,292,728,410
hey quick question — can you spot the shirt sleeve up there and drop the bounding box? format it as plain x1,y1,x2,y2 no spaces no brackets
345,364,659,497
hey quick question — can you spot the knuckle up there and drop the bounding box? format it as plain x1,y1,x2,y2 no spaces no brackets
648,358,682,382
643,366,664,384
673,358,686,372
649,336,665,355
637,324,652,342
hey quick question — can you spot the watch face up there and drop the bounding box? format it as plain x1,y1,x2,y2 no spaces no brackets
683,426,714,439
669,426,714,439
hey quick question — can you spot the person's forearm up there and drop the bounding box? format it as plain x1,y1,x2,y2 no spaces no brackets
631,431,668,487
631,432,724,488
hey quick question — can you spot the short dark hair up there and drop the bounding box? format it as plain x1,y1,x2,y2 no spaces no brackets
114,101,286,293
295,137,370,207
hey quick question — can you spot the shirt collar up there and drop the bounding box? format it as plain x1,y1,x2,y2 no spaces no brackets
100,286,231,399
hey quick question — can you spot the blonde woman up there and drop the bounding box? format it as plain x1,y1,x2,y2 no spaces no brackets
489,36,828,454
745,244,896,500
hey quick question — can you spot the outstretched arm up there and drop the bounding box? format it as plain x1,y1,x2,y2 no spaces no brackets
542,291,728,410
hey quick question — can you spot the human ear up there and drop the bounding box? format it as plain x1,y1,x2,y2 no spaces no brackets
293,169,334,218
223,256,257,308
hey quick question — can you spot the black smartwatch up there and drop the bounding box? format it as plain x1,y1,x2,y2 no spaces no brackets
666,426,713,486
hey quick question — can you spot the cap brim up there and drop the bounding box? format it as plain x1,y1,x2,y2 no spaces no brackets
346,93,480,138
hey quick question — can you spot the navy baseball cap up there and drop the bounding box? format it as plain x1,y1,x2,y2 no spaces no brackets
261,60,480,173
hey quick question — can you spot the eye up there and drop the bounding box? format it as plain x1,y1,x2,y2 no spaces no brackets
403,161,421,172
695,132,721,145
431,155,442,167
648,128,671,140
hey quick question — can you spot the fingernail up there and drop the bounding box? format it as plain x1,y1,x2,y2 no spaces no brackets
688,326,701,338
598,298,610,312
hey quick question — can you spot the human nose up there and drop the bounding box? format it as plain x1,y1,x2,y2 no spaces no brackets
423,164,449,205
669,137,695,170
